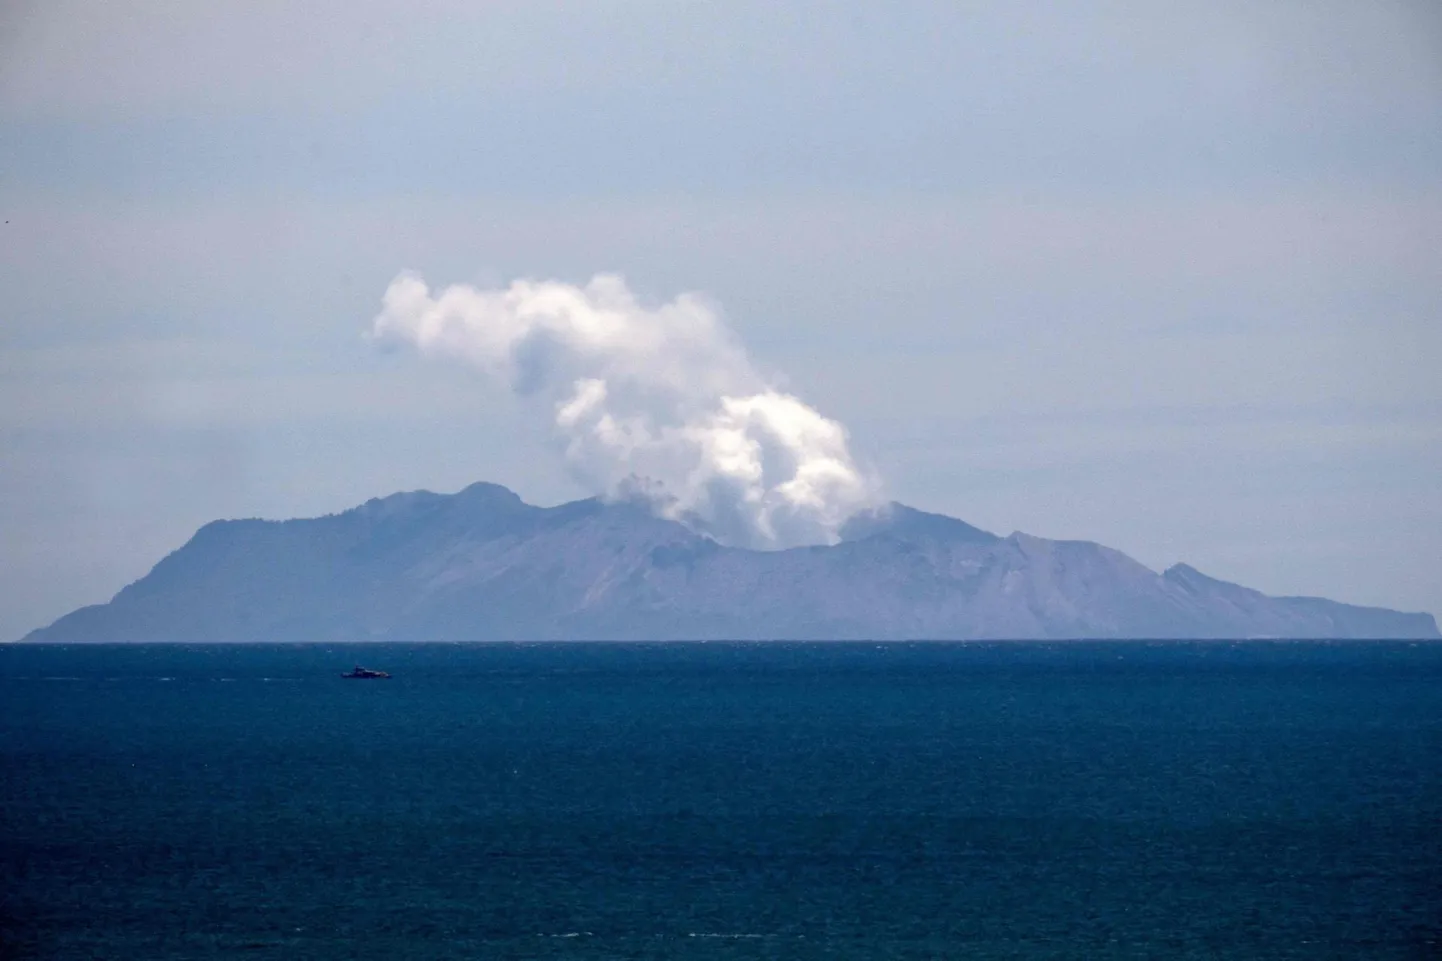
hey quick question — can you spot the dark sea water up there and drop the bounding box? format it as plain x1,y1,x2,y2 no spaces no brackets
2,642,1440,960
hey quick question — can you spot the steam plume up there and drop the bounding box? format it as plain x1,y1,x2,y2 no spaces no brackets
370,272,879,549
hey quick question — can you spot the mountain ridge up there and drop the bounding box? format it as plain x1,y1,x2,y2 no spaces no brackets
22,482,1439,642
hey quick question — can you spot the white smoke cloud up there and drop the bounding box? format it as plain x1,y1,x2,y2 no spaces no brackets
370,272,880,549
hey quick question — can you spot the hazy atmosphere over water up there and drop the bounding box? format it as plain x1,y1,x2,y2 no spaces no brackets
2,2,1441,639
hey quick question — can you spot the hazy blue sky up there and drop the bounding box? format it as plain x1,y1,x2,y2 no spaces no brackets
2,1,1440,639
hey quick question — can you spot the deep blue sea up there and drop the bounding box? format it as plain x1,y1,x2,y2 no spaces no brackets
2,642,1440,959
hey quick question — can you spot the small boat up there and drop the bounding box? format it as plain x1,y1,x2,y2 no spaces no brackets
341,665,391,679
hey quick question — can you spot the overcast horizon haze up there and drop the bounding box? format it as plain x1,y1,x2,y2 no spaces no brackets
3,1,1440,639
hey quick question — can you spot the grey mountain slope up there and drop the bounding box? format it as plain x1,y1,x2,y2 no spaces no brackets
23,482,1439,641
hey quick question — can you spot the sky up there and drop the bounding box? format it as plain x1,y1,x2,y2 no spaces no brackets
1,1,1440,639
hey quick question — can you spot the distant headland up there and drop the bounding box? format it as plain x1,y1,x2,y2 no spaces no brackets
23,482,1439,642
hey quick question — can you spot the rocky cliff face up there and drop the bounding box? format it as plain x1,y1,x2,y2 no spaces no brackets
24,483,1439,641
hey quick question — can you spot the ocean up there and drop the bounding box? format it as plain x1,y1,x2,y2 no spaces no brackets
2,641,1439,959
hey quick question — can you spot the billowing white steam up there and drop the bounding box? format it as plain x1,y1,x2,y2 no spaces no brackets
370,272,880,549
